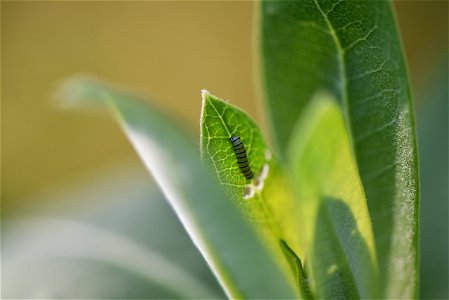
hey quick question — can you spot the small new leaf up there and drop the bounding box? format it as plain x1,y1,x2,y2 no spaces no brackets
200,90,266,201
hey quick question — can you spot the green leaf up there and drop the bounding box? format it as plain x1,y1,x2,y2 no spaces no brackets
279,239,314,300
416,62,448,299
200,91,306,298
200,90,267,202
260,1,419,297
62,78,299,299
287,93,378,299
3,218,221,299
3,172,225,298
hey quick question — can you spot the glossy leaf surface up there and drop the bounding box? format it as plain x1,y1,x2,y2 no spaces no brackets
260,1,419,297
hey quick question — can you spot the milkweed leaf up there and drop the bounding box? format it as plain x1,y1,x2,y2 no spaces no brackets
62,78,300,299
261,1,419,297
287,94,378,298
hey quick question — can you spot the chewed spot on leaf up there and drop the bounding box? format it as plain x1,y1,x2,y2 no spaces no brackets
265,149,272,161
243,185,255,199
254,163,270,191
243,161,271,200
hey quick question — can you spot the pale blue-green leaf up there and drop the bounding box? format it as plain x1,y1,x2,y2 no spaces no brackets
62,78,299,298
3,218,218,299
2,170,224,298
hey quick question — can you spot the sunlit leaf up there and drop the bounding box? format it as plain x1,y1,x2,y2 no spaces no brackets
287,93,378,298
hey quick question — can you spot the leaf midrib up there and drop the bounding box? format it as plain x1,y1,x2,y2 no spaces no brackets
209,97,232,137
312,1,373,296
312,0,353,152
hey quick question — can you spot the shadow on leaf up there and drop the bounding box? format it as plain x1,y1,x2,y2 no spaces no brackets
311,197,377,299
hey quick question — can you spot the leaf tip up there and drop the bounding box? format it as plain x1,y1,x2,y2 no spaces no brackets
201,89,210,98
54,75,111,112
201,89,217,104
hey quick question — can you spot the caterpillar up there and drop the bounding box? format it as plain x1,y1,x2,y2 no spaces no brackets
230,135,254,180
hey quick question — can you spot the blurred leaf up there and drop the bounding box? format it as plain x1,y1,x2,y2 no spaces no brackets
416,61,448,299
260,1,419,297
279,239,314,300
287,93,378,298
3,218,219,299
200,91,304,297
63,78,299,298
3,169,224,299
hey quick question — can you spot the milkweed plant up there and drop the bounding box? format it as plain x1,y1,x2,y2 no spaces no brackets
65,1,419,298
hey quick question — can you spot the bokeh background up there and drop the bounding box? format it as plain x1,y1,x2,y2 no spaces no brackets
2,1,447,298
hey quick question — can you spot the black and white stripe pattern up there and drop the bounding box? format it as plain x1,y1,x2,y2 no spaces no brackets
230,135,253,180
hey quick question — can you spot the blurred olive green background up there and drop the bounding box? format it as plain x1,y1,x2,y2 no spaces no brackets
1,1,447,298
2,1,259,213
1,1,445,212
